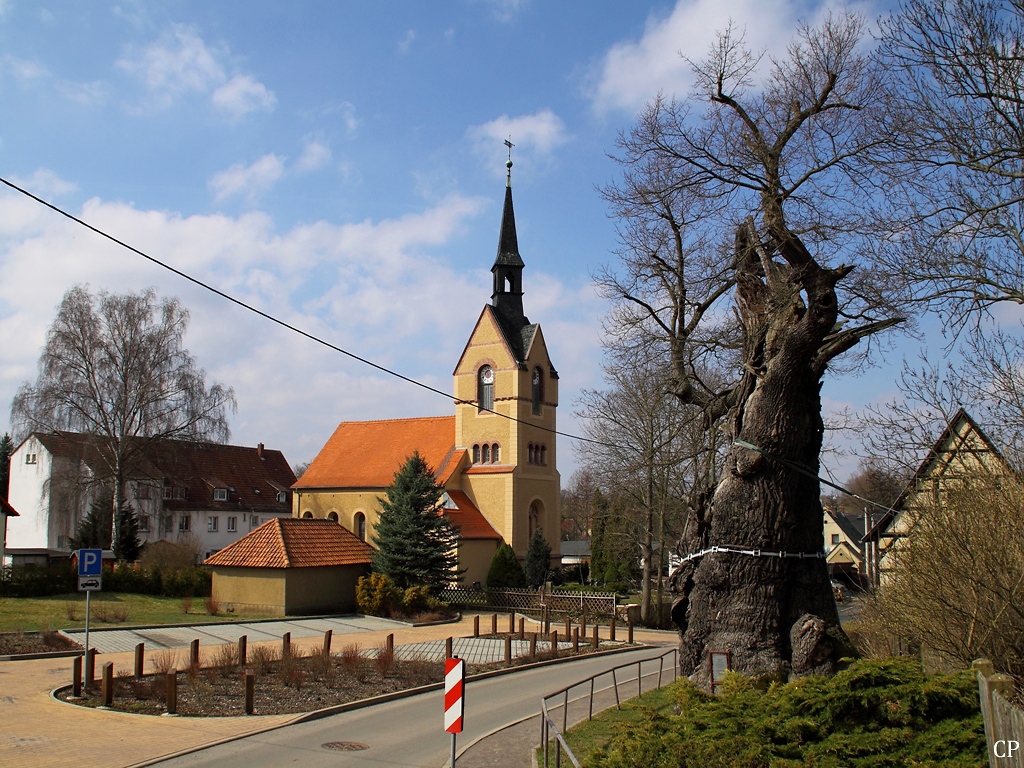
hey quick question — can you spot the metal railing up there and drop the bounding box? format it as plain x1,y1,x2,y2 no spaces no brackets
539,647,679,768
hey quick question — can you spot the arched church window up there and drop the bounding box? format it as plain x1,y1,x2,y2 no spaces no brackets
492,443,499,463
532,367,543,415
529,501,541,538
354,512,366,541
327,511,338,523
302,511,313,519
478,366,494,411
541,445,547,465
473,444,481,463
482,444,490,463
528,443,534,464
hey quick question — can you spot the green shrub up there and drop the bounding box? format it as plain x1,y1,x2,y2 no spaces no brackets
402,585,435,615
0,563,76,597
487,544,527,590
356,573,402,617
584,658,986,768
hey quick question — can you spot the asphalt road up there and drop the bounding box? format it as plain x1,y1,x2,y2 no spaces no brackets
150,644,675,768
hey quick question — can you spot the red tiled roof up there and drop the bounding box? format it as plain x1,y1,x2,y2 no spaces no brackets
0,497,19,517
444,490,500,540
294,416,455,489
204,518,373,569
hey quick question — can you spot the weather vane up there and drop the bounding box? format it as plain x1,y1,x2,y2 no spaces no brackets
504,137,514,185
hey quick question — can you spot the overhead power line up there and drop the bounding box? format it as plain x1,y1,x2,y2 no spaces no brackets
0,175,618,448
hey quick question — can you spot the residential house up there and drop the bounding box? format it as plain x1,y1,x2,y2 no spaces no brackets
6,432,296,564
0,496,19,567
292,173,561,586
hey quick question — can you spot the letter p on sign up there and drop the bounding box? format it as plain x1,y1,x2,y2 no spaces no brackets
444,657,465,734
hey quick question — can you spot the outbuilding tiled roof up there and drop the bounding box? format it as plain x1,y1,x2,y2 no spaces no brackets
204,518,373,569
294,416,455,489
443,490,500,540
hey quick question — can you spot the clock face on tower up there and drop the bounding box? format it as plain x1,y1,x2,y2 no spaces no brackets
481,367,494,385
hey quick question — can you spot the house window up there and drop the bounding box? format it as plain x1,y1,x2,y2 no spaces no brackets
831,534,840,545
208,516,219,532
227,516,236,533
213,488,228,502
492,444,500,463
57,535,67,549
136,483,151,500
25,453,37,465
355,512,366,541
163,515,174,533
178,514,190,532
473,444,481,463
532,368,543,415
478,366,494,411
138,516,150,533
277,491,287,504
163,486,172,500
482,444,490,463
250,515,259,529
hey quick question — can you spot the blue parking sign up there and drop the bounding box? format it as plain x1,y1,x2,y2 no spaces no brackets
78,549,102,577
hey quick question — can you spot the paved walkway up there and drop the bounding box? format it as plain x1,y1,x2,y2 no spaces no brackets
0,613,677,768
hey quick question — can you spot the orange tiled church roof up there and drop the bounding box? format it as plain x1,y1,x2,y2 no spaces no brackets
204,518,373,568
444,490,500,540
294,416,456,488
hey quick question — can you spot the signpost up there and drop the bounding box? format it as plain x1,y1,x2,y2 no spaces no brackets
444,656,465,767
77,549,102,666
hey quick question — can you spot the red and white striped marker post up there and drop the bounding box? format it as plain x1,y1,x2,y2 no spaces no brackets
444,656,465,766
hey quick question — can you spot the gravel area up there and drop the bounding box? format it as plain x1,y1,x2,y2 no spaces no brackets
0,630,80,655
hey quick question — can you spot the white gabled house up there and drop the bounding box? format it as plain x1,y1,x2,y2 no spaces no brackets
5,432,296,566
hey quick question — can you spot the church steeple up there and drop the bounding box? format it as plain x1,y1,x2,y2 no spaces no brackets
491,151,527,329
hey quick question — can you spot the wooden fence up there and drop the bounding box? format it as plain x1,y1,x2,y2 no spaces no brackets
975,659,1024,767
436,587,617,621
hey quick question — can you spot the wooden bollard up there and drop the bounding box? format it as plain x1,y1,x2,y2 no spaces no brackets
134,642,145,679
627,616,634,644
509,612,515,633
572,627,579,653
386,633,394,654
550,630,559,659
238,635,247,666
244,669,255,715
518,617,525,640
565,617,571,637
473,615,480,637
491,613,498,635
581,613,587,635
282,632,291,657
504,635,512,666
529,632,537,657
323,629,333,654
72,655,83,698
101,662,114,707
190,639,200,670
86,648,98,691
542,606,550,635
592,624,600,649
610,615,617,642
445,637,453,659
166,669,177,715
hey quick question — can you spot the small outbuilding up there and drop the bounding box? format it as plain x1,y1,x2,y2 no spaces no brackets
205,518,373,616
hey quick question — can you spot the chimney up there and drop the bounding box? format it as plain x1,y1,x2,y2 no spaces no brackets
257,443,264,459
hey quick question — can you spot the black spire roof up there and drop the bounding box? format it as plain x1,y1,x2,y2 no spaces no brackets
493,184,525,269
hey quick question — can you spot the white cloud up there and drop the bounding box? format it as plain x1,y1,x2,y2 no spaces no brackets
295,139,332,173
208,154,286,203
118,24,275,117
4,55,50,85
475,0,529,23
589,0,877,115
212,74,277,119
398,29,416,55
467,109,569,176
8,168,79,199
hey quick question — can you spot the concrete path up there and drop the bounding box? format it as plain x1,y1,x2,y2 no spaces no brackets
0,613,678,768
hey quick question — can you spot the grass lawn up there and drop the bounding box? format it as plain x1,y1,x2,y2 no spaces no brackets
0,593,275,633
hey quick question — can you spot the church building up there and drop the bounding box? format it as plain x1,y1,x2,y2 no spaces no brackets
292,165,561,585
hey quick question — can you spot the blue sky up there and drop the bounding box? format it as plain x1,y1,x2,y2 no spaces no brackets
0,0,933,483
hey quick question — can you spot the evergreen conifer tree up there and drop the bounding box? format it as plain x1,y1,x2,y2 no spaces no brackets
524,528,552,588
487,543,527,590
70,495,113,550
114,502,142,562
0,432,12,499
371,451,459,590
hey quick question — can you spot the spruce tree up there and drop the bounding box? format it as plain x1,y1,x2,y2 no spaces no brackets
524,528,552,588
0,432,12,499
371,451,459,590
114,502,142,562
487,543,527,590
70,495,113,550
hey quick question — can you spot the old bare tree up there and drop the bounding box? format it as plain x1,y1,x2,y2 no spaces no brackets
11,286,235,547
601,15,905,686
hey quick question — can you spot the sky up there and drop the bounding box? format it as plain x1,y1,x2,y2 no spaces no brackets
0,0,938,485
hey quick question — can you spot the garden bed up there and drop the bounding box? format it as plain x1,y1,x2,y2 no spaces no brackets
0,630,80,656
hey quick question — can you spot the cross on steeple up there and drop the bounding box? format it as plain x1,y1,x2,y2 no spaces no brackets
504,137,514,186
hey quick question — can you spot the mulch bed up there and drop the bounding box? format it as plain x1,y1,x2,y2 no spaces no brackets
0,631,80,655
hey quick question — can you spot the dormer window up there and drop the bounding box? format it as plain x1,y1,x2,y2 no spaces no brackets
213,488,228,502
277,491,287,504
478,366,494,412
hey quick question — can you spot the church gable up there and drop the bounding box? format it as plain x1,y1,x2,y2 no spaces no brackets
452,305,520,377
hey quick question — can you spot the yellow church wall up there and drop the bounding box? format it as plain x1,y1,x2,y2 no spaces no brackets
460,472,514,541
458,539,499,586
293,489,380,541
